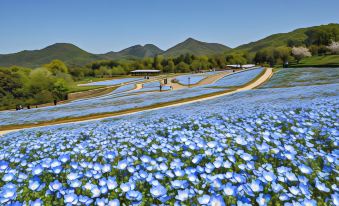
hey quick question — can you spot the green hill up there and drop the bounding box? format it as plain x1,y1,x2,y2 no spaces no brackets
232,23,339,54
101,44,163,60
0,43,100,68
163,38,231,57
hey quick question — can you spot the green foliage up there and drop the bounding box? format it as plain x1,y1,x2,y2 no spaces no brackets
225,53,247,65
293,55,339,67
176,62,190,73
234,23,339,54
304,26,339,46
44,59,69,74
0,60,73,110
254,47,292,66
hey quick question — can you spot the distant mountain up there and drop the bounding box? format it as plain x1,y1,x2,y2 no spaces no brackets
2,24,337,68
163,38,231,57
0,43,100,68
233,23,339,54
101,44,163,59
0,43,163,68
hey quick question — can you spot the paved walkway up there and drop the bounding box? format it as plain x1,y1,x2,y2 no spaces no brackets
0,68,272,136
166,71,232,90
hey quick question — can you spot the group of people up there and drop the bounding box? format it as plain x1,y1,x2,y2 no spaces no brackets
15,100,58,111
15,105,37,110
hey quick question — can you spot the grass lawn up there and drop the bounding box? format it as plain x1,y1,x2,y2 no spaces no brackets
68,84,105,93
292,55,339,67
75,75,133,84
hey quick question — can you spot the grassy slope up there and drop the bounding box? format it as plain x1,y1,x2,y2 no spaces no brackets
232,23,339,54
295,55,339,67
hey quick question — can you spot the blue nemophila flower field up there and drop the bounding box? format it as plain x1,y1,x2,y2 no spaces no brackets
0,68,263,126
0,81,338,205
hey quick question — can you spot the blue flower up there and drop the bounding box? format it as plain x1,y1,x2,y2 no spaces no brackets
59,154,70,163
223,182,237,196
150,184,167,198
302,199,317,206
256,193,270,206
117,159,128,170
32,164,44,176
263,171,276,182
331,193,339,206
91,186,101,198
28,177,44,191
198,195,210,205
49,180,62,191
126,190,142,201
210,195,226,206
299,164,313,175
96,197,108,206
249,180,263,192
175,189,189,201
30,199,43,206
108,199,120,206
0,183,17,202
0,161,9,171
64,193,78,204
107,177,118,190
316,181,330,192
2,173,15,182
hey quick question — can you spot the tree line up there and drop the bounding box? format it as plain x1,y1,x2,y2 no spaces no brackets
0,60,71,110
69,53,251,79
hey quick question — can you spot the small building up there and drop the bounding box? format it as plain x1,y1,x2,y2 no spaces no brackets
226,64,256,69
130,70,161,76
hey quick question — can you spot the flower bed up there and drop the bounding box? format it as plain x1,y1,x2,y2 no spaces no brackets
261,67,339,88
0,82,338,205
210,67,264,88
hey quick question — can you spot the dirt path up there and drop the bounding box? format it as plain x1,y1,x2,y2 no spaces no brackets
131,83,142,91
0,68,272,136
166,71,232,90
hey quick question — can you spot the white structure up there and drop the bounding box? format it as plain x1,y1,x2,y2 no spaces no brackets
130,70,161,76
226,64,256,69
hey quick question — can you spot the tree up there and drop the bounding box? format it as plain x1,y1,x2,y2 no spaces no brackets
163,59,175,73
292,47,312,63
274,46,291,63
44,60,69,75
52,79,69,100
327,41,339,54
176,62,190,73
111,66,126,75
226,54,247,65
153,55,163,71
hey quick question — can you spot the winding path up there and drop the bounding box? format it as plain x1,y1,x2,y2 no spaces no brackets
0,68,272,136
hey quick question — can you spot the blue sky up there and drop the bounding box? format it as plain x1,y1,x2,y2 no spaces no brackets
0,0,338,54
